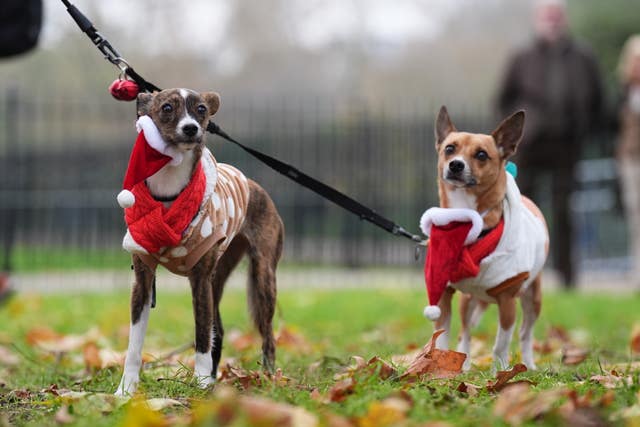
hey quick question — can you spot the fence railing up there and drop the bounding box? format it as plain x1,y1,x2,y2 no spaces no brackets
0,87,627,275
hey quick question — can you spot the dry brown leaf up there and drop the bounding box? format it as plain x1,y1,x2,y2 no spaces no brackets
391,350,419,368
486,364,533,393
337,356,397,381
25,326,61,346
26,327,103,354
456,382,482,397
227,329,258,352
276,325,313,354
0,345,19,366
218,364,262,390
200,392,310,427
561,346,589,366
589,372,633,389
493,383,565,426
557,389,614,426
239,394,318,427
328,377,356,403
54,405,74,425
320,412,355,427
82,342,102,371
400,330,466,381
548,325,572,343
356,397,410,427
145,398,184,411
631,324,640,354
310,388,326,403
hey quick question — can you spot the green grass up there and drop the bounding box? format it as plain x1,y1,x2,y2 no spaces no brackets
1,288,639,426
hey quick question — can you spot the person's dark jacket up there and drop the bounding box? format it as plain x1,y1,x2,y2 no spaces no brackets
496,36,604,151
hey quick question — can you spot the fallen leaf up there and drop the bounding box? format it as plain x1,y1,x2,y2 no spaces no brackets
26,327,103,354
145,398,184,411
98,349,126,369
207,385,318,427
276,325,313,354
356,397,410,427
310,388,326,403
631,324,640,354
456,382,482,397
227,329,258,352
25,327,61,346
218,364,262,390
561,345,589,366
328,377,356,403
486,364,533,393
83,342,102,371
493,383,565,426
119,398,169,427
54,405,74,425
0,345,19,366
337,356,397,381
400,330,466,380
240,394,318,427
589,372,633,389
557,389,614,426
319,412,354,427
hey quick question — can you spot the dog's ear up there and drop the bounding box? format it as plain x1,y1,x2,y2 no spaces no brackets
136,93,154,117
492,110,525,159
202,92,221,116
435,106,457,149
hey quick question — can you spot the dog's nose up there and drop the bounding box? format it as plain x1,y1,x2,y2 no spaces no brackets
448,160,465,173
182,124,199,137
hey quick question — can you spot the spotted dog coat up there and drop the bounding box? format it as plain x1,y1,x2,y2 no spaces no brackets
123,148,250,275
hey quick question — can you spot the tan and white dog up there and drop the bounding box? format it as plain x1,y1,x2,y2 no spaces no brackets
420,107,548,371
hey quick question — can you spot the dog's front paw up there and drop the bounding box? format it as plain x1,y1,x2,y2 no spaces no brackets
462,357,472,372
194,374,214,389
491,354,510,374
114,374,139,397
522,359,538,371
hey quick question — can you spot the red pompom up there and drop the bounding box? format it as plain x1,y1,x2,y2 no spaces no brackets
109,79,139,101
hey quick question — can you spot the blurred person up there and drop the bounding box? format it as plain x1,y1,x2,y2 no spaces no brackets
616,35,640,286
495,0,604,288
0,0,42,304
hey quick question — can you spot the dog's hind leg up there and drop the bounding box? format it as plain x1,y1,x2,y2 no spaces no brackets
243,181,284,374
210,236,249,378
189,248,220,389
116,255,155,396
519,275,542,370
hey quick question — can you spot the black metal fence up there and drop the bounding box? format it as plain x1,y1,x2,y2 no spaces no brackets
0,86,627,274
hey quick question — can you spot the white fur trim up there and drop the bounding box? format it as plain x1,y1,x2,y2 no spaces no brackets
419,207,483,245
136,115,183,166
122,230,148,254
117,189,135,208
423,305,442,321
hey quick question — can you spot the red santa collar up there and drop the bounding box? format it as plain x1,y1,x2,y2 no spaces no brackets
124,161,206,254
419,207,504,320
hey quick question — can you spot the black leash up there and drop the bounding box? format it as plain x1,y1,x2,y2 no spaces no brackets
61,0,423,243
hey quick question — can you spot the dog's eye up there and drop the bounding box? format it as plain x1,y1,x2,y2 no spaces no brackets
444,145,456,155
475,150,489,161
197,105,207,115
161,103,173,113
